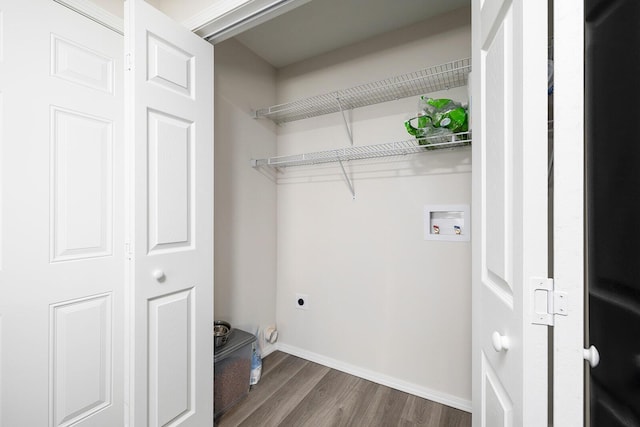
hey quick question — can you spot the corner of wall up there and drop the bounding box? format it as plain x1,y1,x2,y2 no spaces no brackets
214,37,279,338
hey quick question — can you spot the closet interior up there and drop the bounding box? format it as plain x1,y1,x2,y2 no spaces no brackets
214,0,473,410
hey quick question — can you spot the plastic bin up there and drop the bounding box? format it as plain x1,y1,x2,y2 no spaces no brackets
214,328,256,418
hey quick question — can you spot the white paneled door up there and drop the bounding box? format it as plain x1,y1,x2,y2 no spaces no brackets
0,0,124,425
1,0,213,425
472,0,549,426
125,0,214,425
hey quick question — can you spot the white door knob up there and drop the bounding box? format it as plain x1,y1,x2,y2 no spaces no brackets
583,345,600,368
492,331,510,352
152,270,165,281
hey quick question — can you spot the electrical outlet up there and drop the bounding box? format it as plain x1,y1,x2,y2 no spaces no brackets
295,293,310,310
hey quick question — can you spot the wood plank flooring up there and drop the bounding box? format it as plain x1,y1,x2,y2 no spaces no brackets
217,351,471,427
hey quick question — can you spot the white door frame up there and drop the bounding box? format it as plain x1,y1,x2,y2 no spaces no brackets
183,0,311,43
53,0,124,34
552,0,586,425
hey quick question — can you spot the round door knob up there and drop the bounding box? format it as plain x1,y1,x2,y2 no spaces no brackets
492,331,510,352
152,270,165,281
583,345,600,368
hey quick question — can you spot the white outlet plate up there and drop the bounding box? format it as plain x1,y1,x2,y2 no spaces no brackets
295,293,310,310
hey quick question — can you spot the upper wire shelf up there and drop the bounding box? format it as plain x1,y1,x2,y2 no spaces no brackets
254,58,471,125
251,132,471,168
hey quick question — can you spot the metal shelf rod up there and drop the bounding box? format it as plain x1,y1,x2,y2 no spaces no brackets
251,132,472,169
336,97,353,145
337,157,355,199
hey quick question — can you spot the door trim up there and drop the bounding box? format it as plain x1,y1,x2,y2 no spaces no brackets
53,0,124,35
552,0,586,425
185,0,310,43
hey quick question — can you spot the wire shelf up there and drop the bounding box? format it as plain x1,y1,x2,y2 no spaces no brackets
251,132,471,168
254,58,471,124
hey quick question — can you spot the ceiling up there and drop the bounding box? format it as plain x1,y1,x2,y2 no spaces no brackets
234,0,469,68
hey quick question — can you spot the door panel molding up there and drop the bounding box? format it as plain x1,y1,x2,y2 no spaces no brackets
148,288,195,426
49,293,113,427
146,32,195,98
50,106,114,262
482,353,513,427
50,33,115,94
147,109,195,255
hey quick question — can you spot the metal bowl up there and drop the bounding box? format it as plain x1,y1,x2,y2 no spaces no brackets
214,320,232,348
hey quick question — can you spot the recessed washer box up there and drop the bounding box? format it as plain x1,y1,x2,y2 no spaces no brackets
424,204,470,242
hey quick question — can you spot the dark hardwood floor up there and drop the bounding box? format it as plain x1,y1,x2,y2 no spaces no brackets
217,351,472,427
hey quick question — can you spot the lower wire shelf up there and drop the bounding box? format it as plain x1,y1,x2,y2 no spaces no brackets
251,132,472,168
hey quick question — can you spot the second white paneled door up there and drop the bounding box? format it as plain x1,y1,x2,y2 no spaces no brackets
0,0,214,425
126,0,214,425
0,0,125,425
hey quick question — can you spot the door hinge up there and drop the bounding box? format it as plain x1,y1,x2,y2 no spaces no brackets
125,242,133,260
531,277,568,326
125,53,133,71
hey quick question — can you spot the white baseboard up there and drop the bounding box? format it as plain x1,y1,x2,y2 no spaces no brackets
275,342,472,413
261,342,277,358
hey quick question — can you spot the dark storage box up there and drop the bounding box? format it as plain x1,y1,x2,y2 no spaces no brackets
214,328,256,418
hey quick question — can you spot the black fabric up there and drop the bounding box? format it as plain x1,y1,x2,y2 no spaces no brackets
586,0,640,425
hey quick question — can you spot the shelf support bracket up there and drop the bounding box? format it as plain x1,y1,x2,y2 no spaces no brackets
336,97,354,145
337,156,355,199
